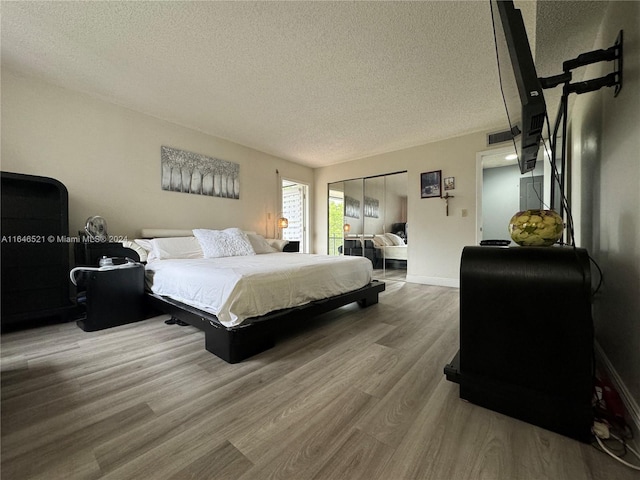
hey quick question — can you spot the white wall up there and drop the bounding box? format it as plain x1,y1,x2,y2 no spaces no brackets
567,1,640,416
1,69,314,241
314,131,487,287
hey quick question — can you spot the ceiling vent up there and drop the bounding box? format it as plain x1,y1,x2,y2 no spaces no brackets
487,125,520,146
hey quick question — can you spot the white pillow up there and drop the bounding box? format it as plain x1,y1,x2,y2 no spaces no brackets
247,233,277,254
385,232,405,246
134,239,155,262
374,234,393,246
193,228,256,258
265,238,289,251
150,236,204,260
371,235,385,247
123,240,150,262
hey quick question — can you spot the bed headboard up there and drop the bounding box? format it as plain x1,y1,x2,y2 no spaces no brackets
141,228,259,239
140,228,193,238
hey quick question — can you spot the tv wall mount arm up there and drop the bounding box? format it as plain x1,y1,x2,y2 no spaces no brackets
536,30,622,245
539,30,623,96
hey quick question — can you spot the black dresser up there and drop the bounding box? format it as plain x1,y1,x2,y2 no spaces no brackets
1,172,74,328
445,245,594,442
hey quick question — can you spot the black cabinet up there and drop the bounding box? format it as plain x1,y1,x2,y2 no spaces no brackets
74,240,140,266
340,239,376,265
73,241,145,331
1,172,74,328
445,246,594,442
75,265,145,332
283,241,300,252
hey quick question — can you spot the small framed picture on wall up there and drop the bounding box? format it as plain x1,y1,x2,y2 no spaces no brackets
444,176,455,191
420,170,442,198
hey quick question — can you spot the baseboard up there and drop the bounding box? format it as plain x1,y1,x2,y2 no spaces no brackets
594,341,640,451
405,274,459,288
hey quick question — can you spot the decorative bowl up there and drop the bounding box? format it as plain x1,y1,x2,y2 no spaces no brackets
508,209,564,246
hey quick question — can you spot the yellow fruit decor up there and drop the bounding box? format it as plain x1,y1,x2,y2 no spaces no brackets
508,209,564,246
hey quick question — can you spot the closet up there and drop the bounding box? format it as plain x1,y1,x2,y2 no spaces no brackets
328,171,407,277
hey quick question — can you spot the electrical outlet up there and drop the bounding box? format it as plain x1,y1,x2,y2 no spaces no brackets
461,209,468,217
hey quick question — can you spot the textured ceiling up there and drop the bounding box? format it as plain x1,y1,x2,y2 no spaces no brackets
1,1,607,168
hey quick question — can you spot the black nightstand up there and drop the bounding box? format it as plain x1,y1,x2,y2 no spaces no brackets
75,265,145,332
283,241,300,252
74,240,141,265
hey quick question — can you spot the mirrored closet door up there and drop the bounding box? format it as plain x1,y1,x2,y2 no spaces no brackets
328,171,407,281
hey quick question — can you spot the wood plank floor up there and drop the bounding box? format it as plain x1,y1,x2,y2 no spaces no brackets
1,282,637,480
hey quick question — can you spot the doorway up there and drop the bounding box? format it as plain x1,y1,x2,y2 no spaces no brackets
476,146,547,243
281,179,309,253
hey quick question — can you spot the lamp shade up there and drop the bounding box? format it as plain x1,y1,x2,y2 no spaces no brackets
343,223,351,233
277,217,289,229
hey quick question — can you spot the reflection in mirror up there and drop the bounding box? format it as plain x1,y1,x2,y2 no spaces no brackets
328,172,407,282
364,175,385,275
372,173,407,281
328,181,344,255
342,179,364,258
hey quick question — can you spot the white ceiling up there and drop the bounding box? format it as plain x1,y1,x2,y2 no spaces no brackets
1,1,607,168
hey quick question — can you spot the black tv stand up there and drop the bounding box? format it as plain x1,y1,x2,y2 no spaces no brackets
445,246,594,442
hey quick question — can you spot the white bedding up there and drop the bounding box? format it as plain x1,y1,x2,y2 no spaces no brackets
145,253,373,327
376,245,408,261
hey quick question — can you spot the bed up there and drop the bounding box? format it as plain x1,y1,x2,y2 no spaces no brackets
376,245,408,261
123,228,385,363
344,233,407,268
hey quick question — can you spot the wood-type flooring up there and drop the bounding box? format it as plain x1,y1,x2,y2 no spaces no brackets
1,282,637,479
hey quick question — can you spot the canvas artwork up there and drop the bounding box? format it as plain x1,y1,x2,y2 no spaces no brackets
344,195,361,218
161,146,240,199
364,196,379,218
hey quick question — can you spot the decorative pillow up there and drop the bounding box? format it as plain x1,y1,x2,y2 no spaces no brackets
150,236,204,260
265,238,289,251
247,233,277,254
385,232,406,246
193,228,256,258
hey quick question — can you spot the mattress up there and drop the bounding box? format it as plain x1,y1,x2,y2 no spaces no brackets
145,253,373,327
376,245,408,260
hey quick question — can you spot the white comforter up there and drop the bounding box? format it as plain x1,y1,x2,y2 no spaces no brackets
145,253,373,327
376,245,408,260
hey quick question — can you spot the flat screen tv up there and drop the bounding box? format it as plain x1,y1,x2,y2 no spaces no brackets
492,0,546,174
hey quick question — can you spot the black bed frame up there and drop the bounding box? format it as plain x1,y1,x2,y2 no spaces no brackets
147,280,385,363
91,243,386,363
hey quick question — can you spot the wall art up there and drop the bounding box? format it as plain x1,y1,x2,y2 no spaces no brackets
444,176,455,191
161,146,240,199
421,170,442,198
344,195,361,218
364,196,379,218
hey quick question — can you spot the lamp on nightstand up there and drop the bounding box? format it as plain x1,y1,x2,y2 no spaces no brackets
277,217,289,229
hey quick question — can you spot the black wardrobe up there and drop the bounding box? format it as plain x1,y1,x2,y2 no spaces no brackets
1,171,74,328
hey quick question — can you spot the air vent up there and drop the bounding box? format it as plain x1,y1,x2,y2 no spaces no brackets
487,127,518,146
530,113,545,133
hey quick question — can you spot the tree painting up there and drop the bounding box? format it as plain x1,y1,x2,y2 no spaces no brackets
161,146,240,199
